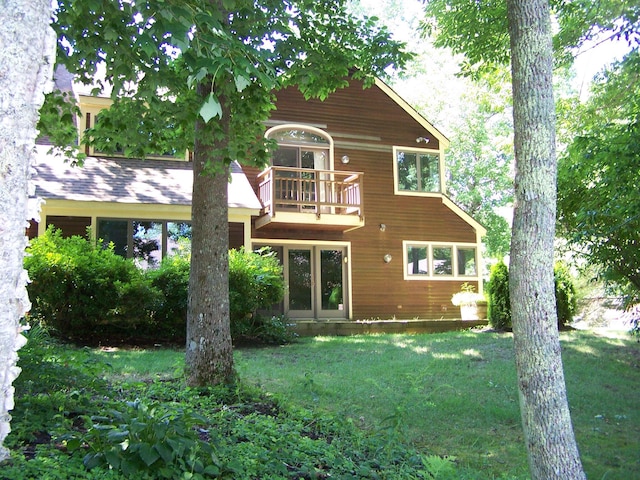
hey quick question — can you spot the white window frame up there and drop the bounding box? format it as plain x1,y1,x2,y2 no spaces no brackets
402,241,480,281
265,124,335,171
392,146,445,196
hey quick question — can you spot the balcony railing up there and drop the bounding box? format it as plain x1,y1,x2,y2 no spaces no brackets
257,166,364,219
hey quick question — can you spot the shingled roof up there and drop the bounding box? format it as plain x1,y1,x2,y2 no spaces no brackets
32,145,262,211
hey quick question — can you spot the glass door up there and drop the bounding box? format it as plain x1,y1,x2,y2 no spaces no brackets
317,248,346,318
287,248,314,318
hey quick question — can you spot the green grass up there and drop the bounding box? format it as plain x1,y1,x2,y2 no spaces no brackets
92,346,184,382
233,330,640,480
91,329,640,479
9,328,639,479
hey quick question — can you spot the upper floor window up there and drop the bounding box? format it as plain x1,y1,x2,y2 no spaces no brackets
79,95,186,160
266,125,333,171
393,147,443,194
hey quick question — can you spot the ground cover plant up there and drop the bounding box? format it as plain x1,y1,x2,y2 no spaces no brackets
4,326,466,479
5,327,638,479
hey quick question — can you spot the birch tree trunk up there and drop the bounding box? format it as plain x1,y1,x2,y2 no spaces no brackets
0,0,55,461
506,1,586,478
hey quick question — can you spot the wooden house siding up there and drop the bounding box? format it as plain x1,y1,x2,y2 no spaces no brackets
45,215,91,238
247,80,483,320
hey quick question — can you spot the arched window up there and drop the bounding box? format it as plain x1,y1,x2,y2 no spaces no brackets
264,125,334,212
266,125,333,171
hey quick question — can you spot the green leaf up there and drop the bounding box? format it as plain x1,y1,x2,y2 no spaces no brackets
155,442,174,463
234,74,251,92
83,452,104,470
64,437,82,451
139,443,161,466
203,464,221,477
107,429,130,442
188,67,209,89
199,93,222,123
104,449,122,469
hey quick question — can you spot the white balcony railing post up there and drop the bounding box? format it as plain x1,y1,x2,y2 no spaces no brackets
258,166,363,218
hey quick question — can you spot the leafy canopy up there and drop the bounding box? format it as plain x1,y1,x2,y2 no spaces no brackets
557,50,640,304
50,0,412,171
421,0,640,77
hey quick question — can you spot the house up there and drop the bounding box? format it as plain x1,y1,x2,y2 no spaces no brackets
29,72,486,322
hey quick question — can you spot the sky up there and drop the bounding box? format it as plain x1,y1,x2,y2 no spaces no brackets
353,0,632,98
572,35,633,99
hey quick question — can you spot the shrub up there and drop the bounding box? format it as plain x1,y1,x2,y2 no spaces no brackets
146,253,191,341
486,259,578,330
487,260,511,330
25,227,161,339
25,232,289,344
555,261,577,328
228,247,286,341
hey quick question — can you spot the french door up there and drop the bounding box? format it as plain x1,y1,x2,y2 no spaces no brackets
283,245,348,319
272,146,329,212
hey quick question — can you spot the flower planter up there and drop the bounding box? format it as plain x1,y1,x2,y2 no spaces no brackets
460,301,488,321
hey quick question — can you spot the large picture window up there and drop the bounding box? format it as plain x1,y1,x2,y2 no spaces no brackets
403,241,478,280
394,147,442,194
97,219,192,268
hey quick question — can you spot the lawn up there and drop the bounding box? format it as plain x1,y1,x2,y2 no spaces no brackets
93,328,640,479
7,328,639,479
234,330,640,479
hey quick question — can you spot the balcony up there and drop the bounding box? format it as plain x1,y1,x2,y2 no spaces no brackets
255,166,365,232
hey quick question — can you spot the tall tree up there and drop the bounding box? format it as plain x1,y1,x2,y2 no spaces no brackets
51,1,410,386
506,1,585,478
422,0,587,476
557,50,640,306
352,0,514,259
0,0,55,461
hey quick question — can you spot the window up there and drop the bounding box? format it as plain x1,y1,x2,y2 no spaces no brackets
394,147,442,194
98,219,191,268
267,126,331,172
403,241,478,280
265,125,333,211
79,97,186,160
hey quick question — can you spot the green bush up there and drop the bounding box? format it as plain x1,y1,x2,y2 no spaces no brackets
25,227,161,339
554,261,577,328
146,253,190,340
487,260,511,330
229,247,287,342
486,259,578,330
25,232,289,344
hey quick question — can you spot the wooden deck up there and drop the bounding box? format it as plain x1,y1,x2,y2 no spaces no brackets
288,319,488,337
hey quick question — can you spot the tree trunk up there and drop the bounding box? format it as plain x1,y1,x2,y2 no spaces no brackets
185,82,235,386
506,1,586,478
0,1,55,461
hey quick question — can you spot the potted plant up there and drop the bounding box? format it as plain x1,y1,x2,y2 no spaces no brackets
451,283,487,320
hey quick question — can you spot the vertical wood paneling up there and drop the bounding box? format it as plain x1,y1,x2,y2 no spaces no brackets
248,80,482,320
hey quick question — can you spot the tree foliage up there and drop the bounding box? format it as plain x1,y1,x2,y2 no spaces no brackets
443,71,514,257
557,50,640,305
51,0,411,169
50,0,410,385
422,0,640,78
